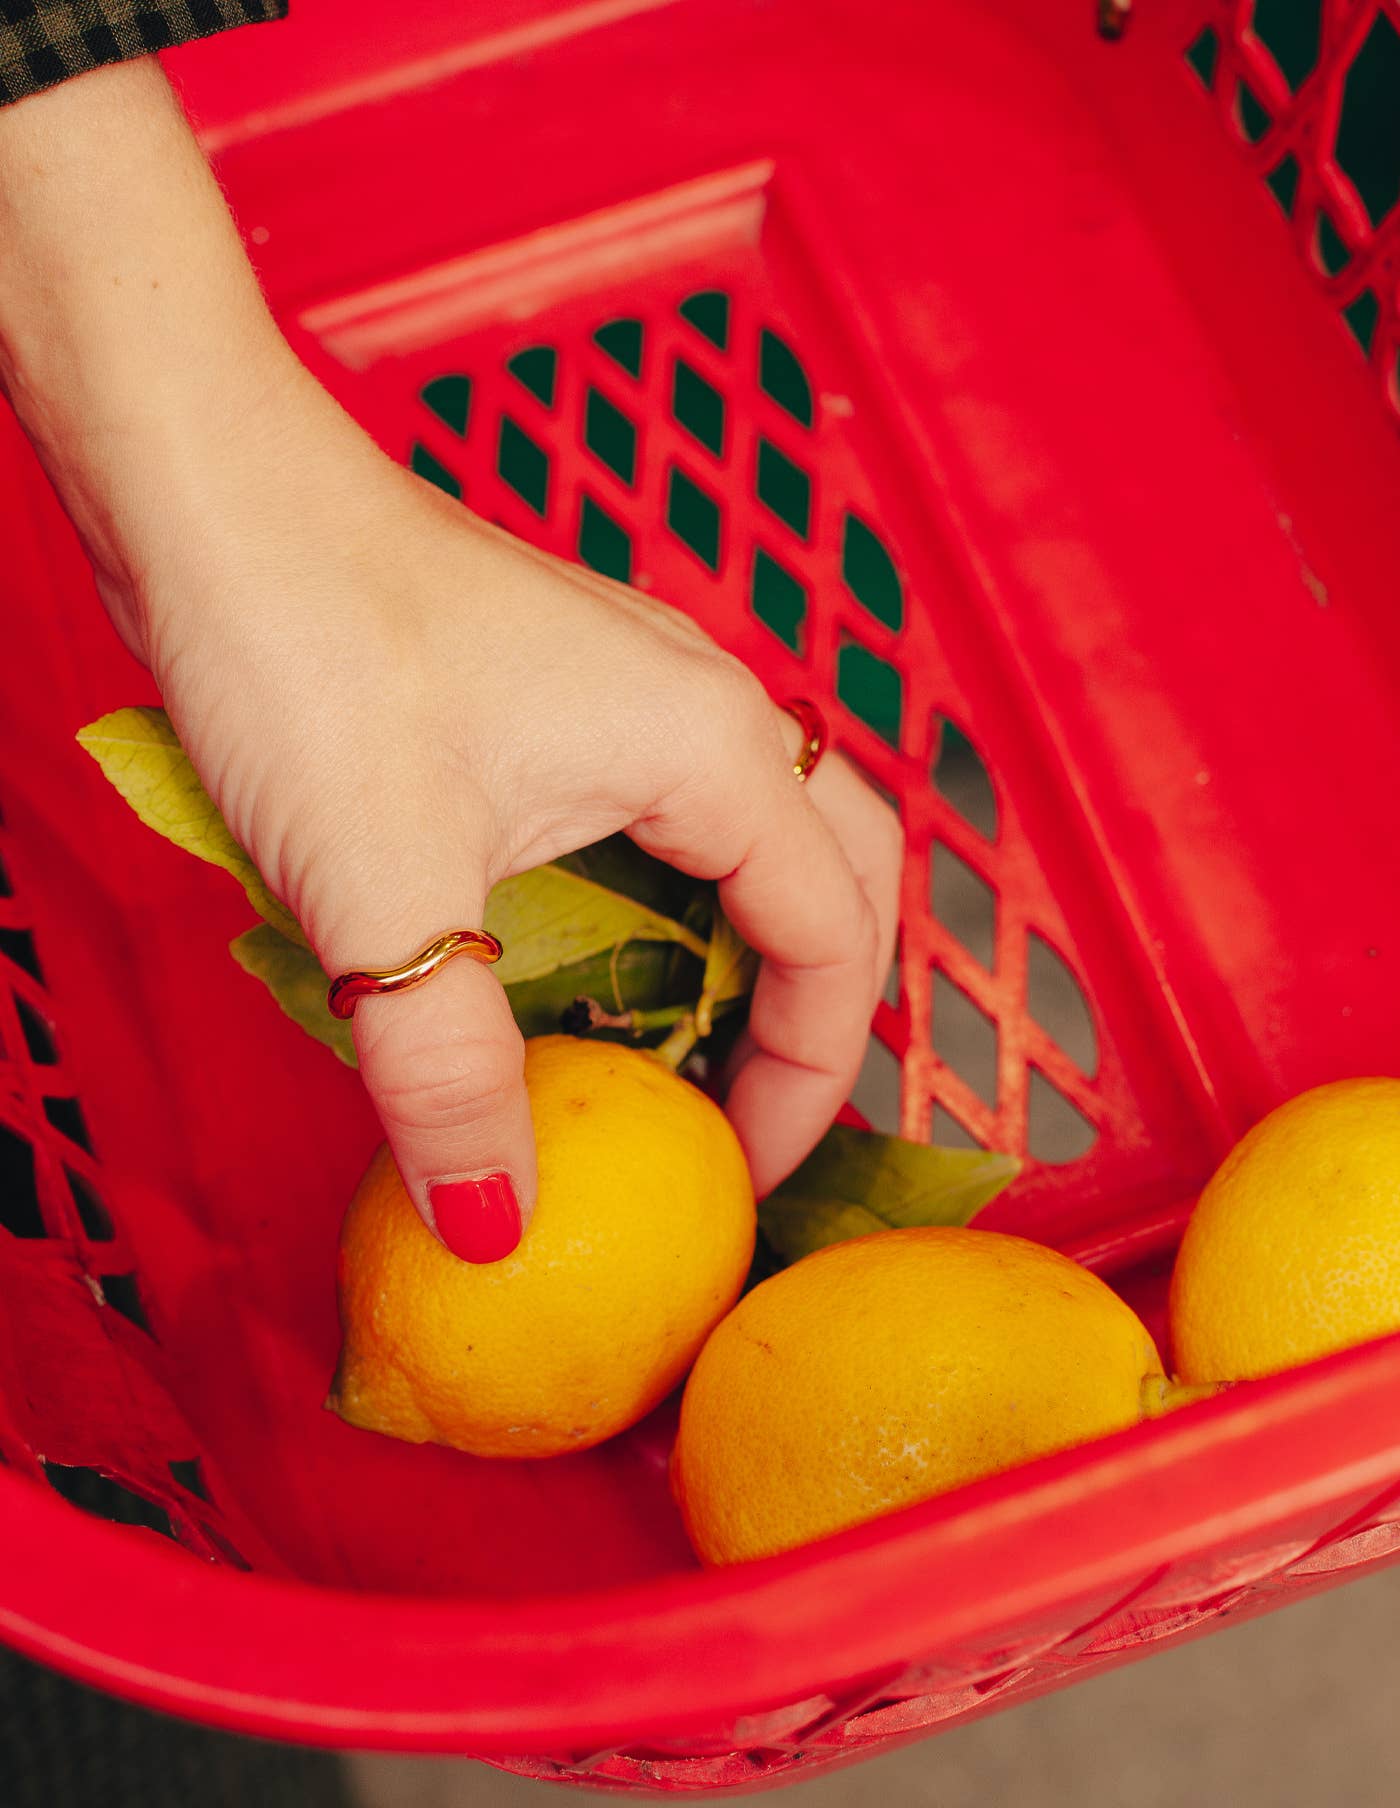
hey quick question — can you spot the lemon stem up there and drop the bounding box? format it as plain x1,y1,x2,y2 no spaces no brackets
1140,1374,1234,1419
654,1013,701,1071
568,995,742,1040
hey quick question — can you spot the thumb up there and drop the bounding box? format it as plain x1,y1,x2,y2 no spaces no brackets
319,905,537,1265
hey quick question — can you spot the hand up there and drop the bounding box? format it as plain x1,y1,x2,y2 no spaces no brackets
0,61,902,1261
133,409,902,1254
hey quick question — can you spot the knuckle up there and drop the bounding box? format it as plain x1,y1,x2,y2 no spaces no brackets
731,665,780,740
652,651,769,797
637,589,715,648
698,647,769,729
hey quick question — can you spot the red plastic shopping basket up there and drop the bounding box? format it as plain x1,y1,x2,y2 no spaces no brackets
4,0,1400,1790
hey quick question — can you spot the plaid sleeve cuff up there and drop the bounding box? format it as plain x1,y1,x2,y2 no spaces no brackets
0,0,288,104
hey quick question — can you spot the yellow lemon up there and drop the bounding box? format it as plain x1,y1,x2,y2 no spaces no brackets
330,1035,755,1457
1171,1078,1400,1384
672,1226,1163,1564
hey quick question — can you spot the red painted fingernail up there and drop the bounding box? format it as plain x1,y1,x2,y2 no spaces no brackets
428,1173,522,1264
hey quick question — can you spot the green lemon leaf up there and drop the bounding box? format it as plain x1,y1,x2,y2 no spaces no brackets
77,707,306,947
229,924,355,1066
759,1123,1021,1266
695,902,758,1037
502,940,699,1039
484,864,707,986
556,833,700,923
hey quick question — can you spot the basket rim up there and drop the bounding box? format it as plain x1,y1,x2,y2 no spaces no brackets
4,1329,1400,1753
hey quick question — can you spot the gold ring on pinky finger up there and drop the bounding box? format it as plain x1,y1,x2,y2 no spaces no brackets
326,928,504,1020
783,699,828,784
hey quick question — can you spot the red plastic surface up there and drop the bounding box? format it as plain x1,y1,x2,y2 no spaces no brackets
3,0,1400,1789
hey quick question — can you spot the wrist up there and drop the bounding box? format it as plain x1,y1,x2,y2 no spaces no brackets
0,58,308,652
6,310,301,591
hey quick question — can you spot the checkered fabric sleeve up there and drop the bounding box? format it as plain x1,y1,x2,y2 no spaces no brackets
0,0,287,103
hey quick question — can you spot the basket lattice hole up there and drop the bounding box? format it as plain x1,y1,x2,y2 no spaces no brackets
1235,81,1273,143
1335,12,1400,228
409,443,462,499
1185,24,1219,89
931,842,996,973
678,289,730,351
849,1032,902,1135
665,467,722,570
578,494,632,582
1251,0,1321,92
1344,288,1380,352
841,512,903,631
507,346,557,409
15,993,57,1064
1266,152,1301,214
1027,1068,1097,1165
584,388,638,487
0,1121,44,1238
755,438,811,540
882,953,901,1010
66,1168,113,1241
202,1522,253,1569
0,852,10,897
0,926,43,982
750,547,806,652
1026,933,1099,1079
932,1103,984,1151
594,317,645,379
1314,209,1351,275
758,328,813,428
99,1272,152,1335
169,1458,210,1500
671,357,726,457
931,970,998,1110
421,374,472,436
498,416,551,516
44,1463,176,1540
932,718,997,841
42,1095,92,1153
837,637,902,747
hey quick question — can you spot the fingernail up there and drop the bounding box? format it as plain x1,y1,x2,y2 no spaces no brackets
428,1173,522,1264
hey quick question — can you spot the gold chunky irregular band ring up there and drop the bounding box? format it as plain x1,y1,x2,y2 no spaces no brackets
784,699,827,784
326,928,504,1020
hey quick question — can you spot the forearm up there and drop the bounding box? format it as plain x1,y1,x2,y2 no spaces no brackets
0,57,303,632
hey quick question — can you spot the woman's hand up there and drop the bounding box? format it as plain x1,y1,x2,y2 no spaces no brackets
0,60,902,1262
128,392,901,1260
